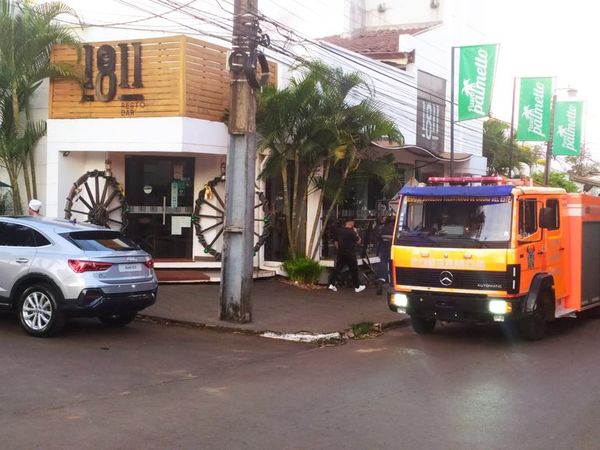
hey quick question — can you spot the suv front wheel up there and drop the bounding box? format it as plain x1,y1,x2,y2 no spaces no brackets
18,284,66,337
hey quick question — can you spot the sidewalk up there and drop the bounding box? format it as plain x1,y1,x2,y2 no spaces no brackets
142,278,407,338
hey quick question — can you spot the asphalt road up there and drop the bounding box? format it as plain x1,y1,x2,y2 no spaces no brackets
1,312,600,450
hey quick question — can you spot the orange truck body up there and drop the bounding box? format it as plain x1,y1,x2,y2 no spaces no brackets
388,180,600,338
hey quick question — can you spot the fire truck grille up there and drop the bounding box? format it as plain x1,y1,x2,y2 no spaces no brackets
395,267,509,291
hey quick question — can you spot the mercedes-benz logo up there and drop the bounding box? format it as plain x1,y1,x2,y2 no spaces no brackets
439,271,454,286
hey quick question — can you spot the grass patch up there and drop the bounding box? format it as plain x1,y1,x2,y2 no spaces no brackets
351,321,375,338
283,257,323,285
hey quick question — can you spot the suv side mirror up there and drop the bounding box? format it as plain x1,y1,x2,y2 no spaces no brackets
539,207,555,229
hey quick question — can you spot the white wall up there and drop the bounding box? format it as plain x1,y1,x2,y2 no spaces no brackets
44,116,229,222
363,0,445,29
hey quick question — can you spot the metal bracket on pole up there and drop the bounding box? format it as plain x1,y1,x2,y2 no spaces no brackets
224,225,244,233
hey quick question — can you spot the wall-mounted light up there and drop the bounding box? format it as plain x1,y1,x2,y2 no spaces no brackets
61,151,71,157
105,159,113,178
431,0,440,8
220,161,227,178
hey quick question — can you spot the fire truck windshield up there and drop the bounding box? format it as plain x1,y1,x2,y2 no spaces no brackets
395,197,512,248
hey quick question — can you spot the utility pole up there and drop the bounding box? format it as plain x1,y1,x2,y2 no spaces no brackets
508,77,516,178
219,0,259,322
449,46,456,177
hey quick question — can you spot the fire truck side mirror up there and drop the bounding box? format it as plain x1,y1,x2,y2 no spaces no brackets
539,207,555,229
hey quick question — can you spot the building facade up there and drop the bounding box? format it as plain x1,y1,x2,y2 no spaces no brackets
12,0,490,269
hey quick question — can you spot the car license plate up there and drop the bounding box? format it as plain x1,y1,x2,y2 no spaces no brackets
119,263,141,272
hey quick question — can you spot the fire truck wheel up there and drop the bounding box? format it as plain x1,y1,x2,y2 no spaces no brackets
518,292,548,341
410,316,436,334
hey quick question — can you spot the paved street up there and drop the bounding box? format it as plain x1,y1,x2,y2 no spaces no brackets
2,313,600,450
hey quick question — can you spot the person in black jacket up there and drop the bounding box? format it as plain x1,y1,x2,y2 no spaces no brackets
375,215,394,286
328,219,366,293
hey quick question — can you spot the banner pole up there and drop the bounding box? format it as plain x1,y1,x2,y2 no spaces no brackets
450,46,456,177
508,77,517,178
543,93,557,185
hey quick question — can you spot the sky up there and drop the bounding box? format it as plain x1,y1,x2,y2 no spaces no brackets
484,0,600,163
48,0,600,164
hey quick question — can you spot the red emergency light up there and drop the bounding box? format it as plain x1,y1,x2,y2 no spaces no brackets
427,176,530,186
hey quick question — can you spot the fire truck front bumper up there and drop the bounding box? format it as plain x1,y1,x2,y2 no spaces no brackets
388,291,525,323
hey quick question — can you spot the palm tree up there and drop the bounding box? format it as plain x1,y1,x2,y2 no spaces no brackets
0,0,80,213
482,118,535,176
257,61,403,260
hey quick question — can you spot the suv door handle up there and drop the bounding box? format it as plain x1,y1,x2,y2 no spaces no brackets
15,258,29,264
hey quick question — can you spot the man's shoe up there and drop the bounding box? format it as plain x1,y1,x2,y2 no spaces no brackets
328,284,338,292
355,285,366,293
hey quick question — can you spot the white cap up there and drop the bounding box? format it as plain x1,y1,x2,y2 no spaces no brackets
28,199,42,212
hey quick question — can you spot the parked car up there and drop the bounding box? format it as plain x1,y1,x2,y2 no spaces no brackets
0,216,158,337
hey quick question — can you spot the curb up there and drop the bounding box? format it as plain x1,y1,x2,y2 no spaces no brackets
137,314,410,344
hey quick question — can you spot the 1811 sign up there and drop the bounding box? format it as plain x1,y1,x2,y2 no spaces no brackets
83,42,144,106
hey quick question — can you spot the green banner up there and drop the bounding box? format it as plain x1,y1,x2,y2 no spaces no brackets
516,77,553,141
457,44,498,121
552,101,583,155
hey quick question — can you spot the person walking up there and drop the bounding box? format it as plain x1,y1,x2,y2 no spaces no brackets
374,215,394,293
28,199,42,216
328,218,366,293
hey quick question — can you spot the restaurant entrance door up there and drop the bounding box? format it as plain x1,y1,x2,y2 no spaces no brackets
125,156,194,259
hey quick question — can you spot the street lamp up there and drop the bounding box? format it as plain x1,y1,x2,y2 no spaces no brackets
543,87,578,185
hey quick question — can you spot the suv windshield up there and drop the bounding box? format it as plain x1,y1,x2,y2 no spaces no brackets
64,231,140,251
395,195,512,248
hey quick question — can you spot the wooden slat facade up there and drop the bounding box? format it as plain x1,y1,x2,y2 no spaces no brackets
49,35,278,122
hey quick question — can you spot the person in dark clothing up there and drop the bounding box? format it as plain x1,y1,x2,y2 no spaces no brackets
375,215,395,285
328,219,366,293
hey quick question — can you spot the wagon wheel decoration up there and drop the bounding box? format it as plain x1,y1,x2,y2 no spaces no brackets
64,170,128,231
192,175,272,261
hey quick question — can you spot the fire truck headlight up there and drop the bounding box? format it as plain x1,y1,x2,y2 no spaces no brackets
488,299,511,315
391,293,408,308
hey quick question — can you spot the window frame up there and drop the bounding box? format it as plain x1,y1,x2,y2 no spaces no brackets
545,198,560,231
518,198,541,242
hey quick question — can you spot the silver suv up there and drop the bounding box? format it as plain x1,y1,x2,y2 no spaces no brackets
0,216,157,337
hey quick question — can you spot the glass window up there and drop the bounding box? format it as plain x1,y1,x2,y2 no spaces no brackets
64,231,139,251
0,222,35,247
546,199,560,231
519,199,538,237
395,197,512,248
32,230,51,247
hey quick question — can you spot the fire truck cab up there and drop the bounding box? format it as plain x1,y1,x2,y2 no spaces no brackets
388,177,600,340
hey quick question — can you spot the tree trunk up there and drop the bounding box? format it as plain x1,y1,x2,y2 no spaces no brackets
29,148,38,199
22,155,32,201
308,161,330,260
292,151,306,256
281,161,295,260
312,157,354,260
6,163,23,215
25,103,38,199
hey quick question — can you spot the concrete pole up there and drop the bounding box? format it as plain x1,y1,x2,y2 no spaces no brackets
219,0,258,322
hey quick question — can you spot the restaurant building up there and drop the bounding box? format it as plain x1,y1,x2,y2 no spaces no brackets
24,28,486,272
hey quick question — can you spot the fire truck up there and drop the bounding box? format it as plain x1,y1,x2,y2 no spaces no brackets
387,176,600,340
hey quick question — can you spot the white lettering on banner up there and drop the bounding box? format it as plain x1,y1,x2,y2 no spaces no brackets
462,48,489,115
556,104,578,152
410,258,486,270
522,81,547,137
